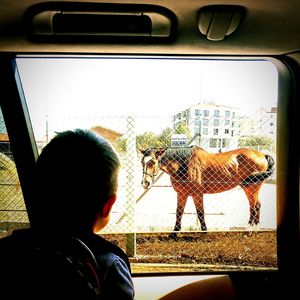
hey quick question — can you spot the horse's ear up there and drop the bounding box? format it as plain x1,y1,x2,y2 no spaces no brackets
155,148,166,158
137,147,145,154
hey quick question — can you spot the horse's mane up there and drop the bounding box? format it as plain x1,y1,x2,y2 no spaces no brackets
164,146,196,162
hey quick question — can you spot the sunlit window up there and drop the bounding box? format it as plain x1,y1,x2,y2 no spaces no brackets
16,57,278,273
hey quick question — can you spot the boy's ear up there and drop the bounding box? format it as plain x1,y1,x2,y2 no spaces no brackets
102,194,117,218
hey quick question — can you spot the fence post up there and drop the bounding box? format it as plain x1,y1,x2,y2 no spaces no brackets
125,116,136,257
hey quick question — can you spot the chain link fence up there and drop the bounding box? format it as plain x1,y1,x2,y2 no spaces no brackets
0,111,277,272
83,114,276,235
0,109,29,231
94,114,276,272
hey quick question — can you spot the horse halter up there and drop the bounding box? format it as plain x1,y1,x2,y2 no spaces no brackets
142,155,160,180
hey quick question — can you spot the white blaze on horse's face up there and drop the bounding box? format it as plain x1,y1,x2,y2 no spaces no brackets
143,156,152,164
141,155,159,189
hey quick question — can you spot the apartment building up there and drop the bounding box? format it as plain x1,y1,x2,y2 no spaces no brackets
172,101,241,152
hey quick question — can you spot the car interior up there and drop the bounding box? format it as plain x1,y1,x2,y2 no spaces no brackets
0,0,299,299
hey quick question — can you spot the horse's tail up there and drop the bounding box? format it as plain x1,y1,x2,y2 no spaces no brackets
241,154,275,186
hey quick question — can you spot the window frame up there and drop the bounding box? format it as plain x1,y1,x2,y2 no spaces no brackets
0,54,298,277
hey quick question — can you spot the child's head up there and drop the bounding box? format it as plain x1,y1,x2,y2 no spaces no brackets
32,129,121,234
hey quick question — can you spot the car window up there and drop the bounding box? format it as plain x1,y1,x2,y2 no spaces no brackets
14,56,278,273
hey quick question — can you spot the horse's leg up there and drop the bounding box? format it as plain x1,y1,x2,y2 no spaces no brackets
170,192,188,238
192,193,207,231
242,183,263,226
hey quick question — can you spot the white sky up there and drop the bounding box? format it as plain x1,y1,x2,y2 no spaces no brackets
16,57,278,140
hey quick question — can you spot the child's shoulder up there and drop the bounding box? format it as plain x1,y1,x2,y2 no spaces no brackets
83,233,131,272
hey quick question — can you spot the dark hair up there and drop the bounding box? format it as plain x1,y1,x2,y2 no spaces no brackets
162,146,195,163
31,129,120,232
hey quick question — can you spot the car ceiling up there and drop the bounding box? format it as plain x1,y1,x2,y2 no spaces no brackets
0,0,300,60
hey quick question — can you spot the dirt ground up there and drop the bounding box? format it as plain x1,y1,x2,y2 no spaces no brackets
100,231,277,273
0,229,277,273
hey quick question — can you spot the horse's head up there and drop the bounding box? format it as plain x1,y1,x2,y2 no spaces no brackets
139,147,166,189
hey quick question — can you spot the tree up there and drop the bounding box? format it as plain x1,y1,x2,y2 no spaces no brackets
238,135,275,151
115,137,127,153
174,121,191,139
158,127,172,147
136,122,193,150
136,131,162,149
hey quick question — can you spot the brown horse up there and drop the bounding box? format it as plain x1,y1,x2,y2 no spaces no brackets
139,146,274,233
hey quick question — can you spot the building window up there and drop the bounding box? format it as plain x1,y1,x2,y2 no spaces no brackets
222,138,229,148
195,119,201,126
213,119,219,126
203,128,208,135
203,119,209,126
195,109,201,116
225,129,229,134
203,110,209,116
209,139,216,148
214,110,219,117
225,119,230,125
210,138,222,148
225,110,230,117
213,128,219,135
